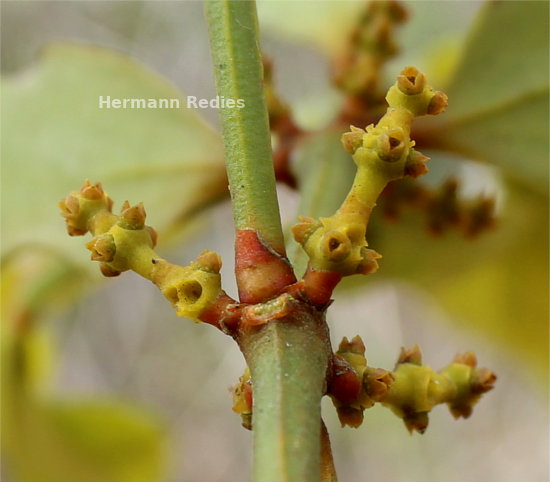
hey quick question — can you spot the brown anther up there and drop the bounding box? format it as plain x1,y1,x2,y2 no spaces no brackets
342,126,366,153
86,234,116,262
292,216,319,244
397,345,422,366
364,367,394,401
67,225,87,236
322,231,352,262
397,66,425,95
99,262,121,277
336,406,364,428
119,201,146,230
403,410,429,434
338,335,366,356
59,195,79,221
427,91,448,115
145,226,158,248
453,351,477,368
80,179,105,200
471,368,497,394
357,247,381,275
196,250,222,273
59,195,88,235
405,149,430,178
377,128,406,162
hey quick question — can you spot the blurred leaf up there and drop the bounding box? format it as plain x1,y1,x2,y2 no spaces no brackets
423,1,549,190
385,1,482,87
1,43,227,267
3,397,166,482
1,247,88,335
358,178,549,378
257,1,363,56
2,332,166,482
44,400,166,482
442,1,548,120
1,249,167,482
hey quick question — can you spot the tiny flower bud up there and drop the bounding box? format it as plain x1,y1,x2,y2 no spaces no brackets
338,335,366,355
357,247,381,275
454,351,477,368
59,195,88,236
86,234,116,262
403,411,429,434
376,128,406,162
99,262,121,277
118,201,146,230
427,91,448,115
342,125,366,153
80,179,105,200
336,406,364,428
471,368,496,394
405,149,430,178
397,66,426,95
195,250,222,273
397,345,422,365
59,195,79,221
322,230,352,262
145,225,158,248
292,216,319,245
364,367,394,401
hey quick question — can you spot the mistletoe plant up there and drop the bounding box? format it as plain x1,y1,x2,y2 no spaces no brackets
58,2,496,480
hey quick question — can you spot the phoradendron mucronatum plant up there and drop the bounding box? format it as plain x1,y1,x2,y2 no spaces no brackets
56,1,497,480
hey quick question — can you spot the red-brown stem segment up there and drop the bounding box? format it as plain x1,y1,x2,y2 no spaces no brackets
292,268,343,307
235,229,296,304
199,292,242,333
327,354,362,405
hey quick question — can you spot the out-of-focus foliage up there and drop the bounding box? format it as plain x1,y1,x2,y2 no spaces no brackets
1,249,167,482
1,43,226,265
257,1,363,57
428,0,549,190
376,1,549,376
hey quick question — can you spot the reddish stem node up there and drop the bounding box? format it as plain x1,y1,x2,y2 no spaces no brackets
235,229,297,304
199,292,242,333
292,268,343,307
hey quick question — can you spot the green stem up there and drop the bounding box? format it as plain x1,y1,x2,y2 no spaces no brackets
206,0,285,255
238,308,331,482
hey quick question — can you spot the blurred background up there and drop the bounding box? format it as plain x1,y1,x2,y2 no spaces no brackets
1,1,548,481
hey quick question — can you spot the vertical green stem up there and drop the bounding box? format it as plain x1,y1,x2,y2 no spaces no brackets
239,308,330,482
205,0,285,255
207,3,332,481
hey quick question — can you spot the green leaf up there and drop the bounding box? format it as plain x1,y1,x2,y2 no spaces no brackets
2,256,167,482
442,1,548,120
44,400,166,482
425,1,549,190
3,396,166,482
1,43,227,266
257,1,363,56
362,178,549,378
